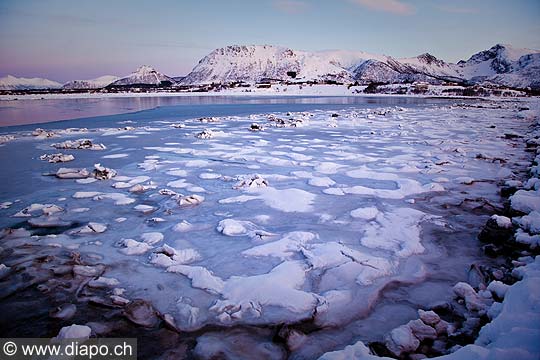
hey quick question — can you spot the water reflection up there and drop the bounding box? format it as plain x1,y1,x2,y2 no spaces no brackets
0,95,445,127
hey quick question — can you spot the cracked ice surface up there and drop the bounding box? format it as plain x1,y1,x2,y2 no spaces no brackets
0,98,535,356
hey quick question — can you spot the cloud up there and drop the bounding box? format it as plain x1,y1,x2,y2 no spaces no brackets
273,0,309,14
436,5,478,14
349,0,415,15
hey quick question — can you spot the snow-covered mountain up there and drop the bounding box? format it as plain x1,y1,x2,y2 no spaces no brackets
180,44,540,89
181,45,358,84
109,65,174,87
456,44,540,86
0,75,62,90
63,75,120,89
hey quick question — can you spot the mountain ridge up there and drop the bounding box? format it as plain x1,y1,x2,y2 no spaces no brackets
180,43,540,89
1,44,539,91
0,75,62,90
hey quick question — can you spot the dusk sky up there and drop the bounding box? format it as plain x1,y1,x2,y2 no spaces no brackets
1,0,539,82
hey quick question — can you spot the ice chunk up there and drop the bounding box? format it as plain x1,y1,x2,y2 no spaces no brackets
93,193,135,205
491,215,512,229
361,208,434,257
385,324,420,357
73,191,102,199
177,194,204,206
243,231,316,260
102,153,129,159
487,280,510,299
233,174,269,189
76,178,97,184
51,138,105,151
40,153,75,163
55,324,91,340
254,187,316,212
141,232,164,245
173,220,194,232
314,162,345,174
345,167,444,199
453,282,489,312
514,211,540,234
212,261,317,321
167,265,224,294
73,222,107,234
133,204,155,213
119,239,152,255
308,176,336,187
150,245,201,267
216,219,273,240
56,167,90,179
13,203,63,217
167,169,189,177
514,229,540,248
511,189,540,213
350,206,379,220
199,172,221,180
167,179,189,188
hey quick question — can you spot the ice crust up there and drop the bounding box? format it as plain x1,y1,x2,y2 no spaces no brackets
0,99,535,357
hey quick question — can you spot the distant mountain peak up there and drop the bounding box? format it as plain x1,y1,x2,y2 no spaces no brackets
134,65,158,74
110,65,174,87
416,53,442,65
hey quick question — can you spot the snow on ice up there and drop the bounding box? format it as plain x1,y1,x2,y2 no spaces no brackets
0,97,538,358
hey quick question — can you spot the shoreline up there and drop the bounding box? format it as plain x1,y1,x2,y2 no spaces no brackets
0,89,527,129
321,107,540,359
0,84,531,102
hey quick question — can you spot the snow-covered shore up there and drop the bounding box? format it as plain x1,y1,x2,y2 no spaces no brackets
0,83,529,102
319,108,540,360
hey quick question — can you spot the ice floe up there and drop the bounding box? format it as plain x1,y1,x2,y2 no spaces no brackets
40,153,75,163
56,167,90,179
51,138,106,150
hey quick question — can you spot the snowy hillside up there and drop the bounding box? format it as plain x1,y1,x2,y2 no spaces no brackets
63,75,120,89
180,45,353,84
389,53,462,82
110,65,175,87
181,44,540,89
0,75,62,90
